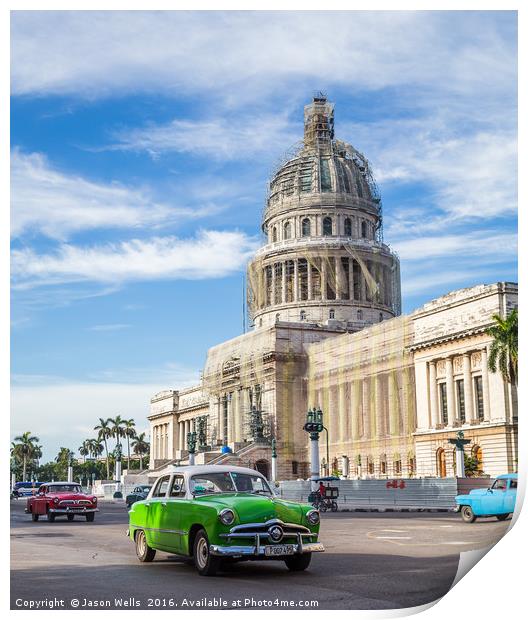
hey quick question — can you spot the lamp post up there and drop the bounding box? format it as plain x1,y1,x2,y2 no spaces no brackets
448,430,471,478
67,455,74,483
187,431,197,466
303,407,324,491
271,438,277,483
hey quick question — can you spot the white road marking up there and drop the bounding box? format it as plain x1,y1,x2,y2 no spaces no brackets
378,529,407,533
375,536,412,540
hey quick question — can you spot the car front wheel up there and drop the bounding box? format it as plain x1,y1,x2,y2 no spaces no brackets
461,505,476,523
47,511,55,522
31,512,39,522
193,529,221,576
135,530,156,562
496,513,510,521
285,553,312,571
85,513,95,522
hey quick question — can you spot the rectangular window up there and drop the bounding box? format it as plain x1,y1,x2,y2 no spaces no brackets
474,376,484,421
169,475,185,497
320,158,332,192
439,383,448,425
456,379,466,423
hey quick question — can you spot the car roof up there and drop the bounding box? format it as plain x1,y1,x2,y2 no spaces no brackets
45,481,81,486
167,464,266,477
496,473,518,479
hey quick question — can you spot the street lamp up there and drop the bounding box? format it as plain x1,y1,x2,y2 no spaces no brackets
187,431,197,466
448,430,471,478
303,407,324,491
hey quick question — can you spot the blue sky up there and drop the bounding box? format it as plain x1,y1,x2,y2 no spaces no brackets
10,11,517,462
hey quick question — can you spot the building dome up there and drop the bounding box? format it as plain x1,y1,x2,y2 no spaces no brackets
247,94,401,331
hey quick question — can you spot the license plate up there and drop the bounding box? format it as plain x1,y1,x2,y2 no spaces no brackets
265,544,295,556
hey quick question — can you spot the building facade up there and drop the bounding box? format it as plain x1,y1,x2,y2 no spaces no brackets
147,96,517,480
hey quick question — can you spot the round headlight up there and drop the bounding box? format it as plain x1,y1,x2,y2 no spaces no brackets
219,508,235,525
53,497,59,505
92,497,97,504
307,509,320,525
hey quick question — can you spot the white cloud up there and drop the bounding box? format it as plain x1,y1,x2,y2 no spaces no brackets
110,114,299,160
11,366,201,461
86,324,131,332
10,12,515,104
393,231,517,261
10,150,217,240
11,230,259,288
347,118,517,225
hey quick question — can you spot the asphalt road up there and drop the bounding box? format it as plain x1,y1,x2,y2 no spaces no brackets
11,499,510,610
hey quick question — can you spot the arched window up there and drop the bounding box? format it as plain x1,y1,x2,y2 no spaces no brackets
272,226,278,243
323,216,333,236
283,221,291,239
357,309,363,320
380,455,387,475
300,310,306,321
379,312,383,322
361,221,367,238
329,309,335,319
344,217,352,236
436,448,446,478
301,218,311,237
275,313,280,323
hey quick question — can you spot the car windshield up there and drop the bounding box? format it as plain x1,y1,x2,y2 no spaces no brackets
48,485,82,493
190,472,272,496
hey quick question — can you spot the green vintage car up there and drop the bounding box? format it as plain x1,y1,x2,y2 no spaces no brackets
127,465,323,576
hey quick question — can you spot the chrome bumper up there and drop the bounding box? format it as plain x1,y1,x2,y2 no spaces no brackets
48,507,99,514
210,541,324,557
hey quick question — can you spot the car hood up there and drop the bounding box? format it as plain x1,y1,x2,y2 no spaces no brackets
48,492,94,500
192,493,305,524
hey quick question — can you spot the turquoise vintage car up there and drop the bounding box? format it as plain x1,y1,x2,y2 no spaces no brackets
127,465,324,575
455,473,517,523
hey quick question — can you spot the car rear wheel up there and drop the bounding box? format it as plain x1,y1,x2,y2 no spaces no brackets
496,513,510,521
85,513,95,522
193,529,221,576
135,529,156,562
285,553,312,571
461,505,476,523
331,501,338,512
31,512,39,522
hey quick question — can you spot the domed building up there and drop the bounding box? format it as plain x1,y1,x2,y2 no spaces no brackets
144,96,517,485
248,95,401,329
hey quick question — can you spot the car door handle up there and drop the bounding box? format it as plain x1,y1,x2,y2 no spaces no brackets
161,502,167,507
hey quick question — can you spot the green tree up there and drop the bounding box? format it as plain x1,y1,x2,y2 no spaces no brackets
79,440,91,460
12,432,40,481
132,432,150,471
55,447,75,480
94,418,112,479
486,308,518,385
123,419,137,469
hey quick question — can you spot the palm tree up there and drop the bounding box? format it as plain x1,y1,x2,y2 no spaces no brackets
486,308,518,385
94,418,112,479
132,432,150,471
79,440,91,461
87,438,104,460
55,448,75,480
12,432,40,481
109,415,126,455
123,419,137,469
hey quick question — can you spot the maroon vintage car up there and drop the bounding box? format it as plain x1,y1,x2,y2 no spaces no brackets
26,482,99,522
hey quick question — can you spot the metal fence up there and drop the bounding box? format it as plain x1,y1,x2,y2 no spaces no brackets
277,478,480,510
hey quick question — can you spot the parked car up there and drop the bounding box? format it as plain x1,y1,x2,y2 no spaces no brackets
12,481,46,498
455,473,517,523
126,485,152,508
26,481,99,522
127,465,324,575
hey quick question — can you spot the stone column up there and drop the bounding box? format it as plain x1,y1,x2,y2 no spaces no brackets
338,382,347,443
360,269,366,301
233,389,241,443
362,379,371,438
307,263,313,300
388,371,399,436
281,261,287,303
271,264,276,306
321,260,327,301
429,361,439,428
463,353,475,422
481,348,491,422
375,374,384,437
218,398,226,444
335,257,342,301
293,259,299,302
349,261,355,301
178,422,184,451
227,395,233,444
445,357,456,426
